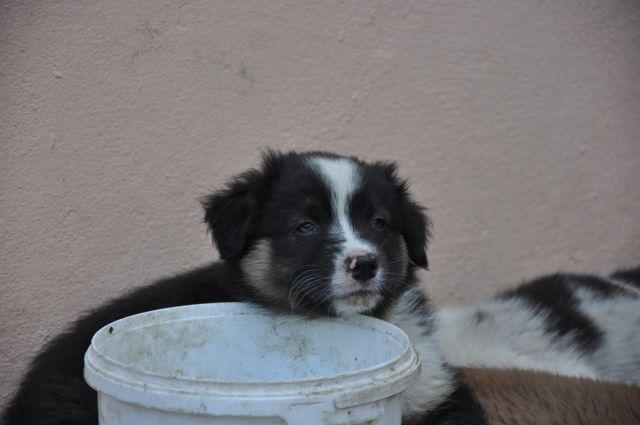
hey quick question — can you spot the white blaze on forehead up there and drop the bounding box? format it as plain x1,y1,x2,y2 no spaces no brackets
309,156,382,315
309,156,375,255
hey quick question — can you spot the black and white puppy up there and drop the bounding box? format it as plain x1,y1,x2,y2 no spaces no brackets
2,151,478,425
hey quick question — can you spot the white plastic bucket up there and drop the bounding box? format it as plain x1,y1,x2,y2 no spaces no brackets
84,303,420,425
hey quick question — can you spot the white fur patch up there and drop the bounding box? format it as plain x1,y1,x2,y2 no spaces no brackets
434,273,640,385
386,288,457,415
310,157,374,254
575,281,640,384
310,156,379,315
435,298,599,379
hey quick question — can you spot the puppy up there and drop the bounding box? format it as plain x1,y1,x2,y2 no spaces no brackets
3,151,479,425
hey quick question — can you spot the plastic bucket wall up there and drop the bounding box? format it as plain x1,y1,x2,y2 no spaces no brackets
84,303,420,425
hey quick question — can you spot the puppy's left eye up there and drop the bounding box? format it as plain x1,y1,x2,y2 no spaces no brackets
372,217,387,229
297,222,318,234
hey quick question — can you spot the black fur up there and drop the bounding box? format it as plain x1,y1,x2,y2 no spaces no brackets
611,266,640,290
2,264,249,425
3,151,432,425
363,161,432,269
496,271,640,354
498,274,605,352
201,151,285,260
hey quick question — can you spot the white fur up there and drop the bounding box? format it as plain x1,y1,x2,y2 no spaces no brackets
576,284,640,383
310,157,380,315
386,288,457,415
435,298,599,378
434,274,640,384
310,157,374,255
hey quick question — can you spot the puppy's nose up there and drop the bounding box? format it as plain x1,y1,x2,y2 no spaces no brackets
345,253,378,282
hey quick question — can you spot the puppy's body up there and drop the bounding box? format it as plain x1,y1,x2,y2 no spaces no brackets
436,269,640,384
5,151,469,424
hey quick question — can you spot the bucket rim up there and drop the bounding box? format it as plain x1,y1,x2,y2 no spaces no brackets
84,302,420,410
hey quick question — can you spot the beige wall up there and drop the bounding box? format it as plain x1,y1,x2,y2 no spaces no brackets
1,0,639,407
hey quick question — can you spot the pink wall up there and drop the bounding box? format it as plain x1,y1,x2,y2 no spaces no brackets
1,0,639,407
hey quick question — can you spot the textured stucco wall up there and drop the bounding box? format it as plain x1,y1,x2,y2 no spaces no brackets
1,0,639,408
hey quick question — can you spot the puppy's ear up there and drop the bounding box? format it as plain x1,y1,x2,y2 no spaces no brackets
201,151,282,260
377,161,431,269
401,200,431,269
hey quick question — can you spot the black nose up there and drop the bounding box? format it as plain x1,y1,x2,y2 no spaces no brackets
346,254,378,282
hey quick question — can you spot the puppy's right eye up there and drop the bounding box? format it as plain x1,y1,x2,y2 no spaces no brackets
297,222,318,234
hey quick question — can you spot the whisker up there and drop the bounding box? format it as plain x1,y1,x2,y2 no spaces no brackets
304,287,333,315
384,259,408,266
290,273,328,311
289,264,321,280
376,234,392,250
293,277,332,313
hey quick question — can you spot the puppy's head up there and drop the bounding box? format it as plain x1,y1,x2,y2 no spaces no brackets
202,151,430,317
